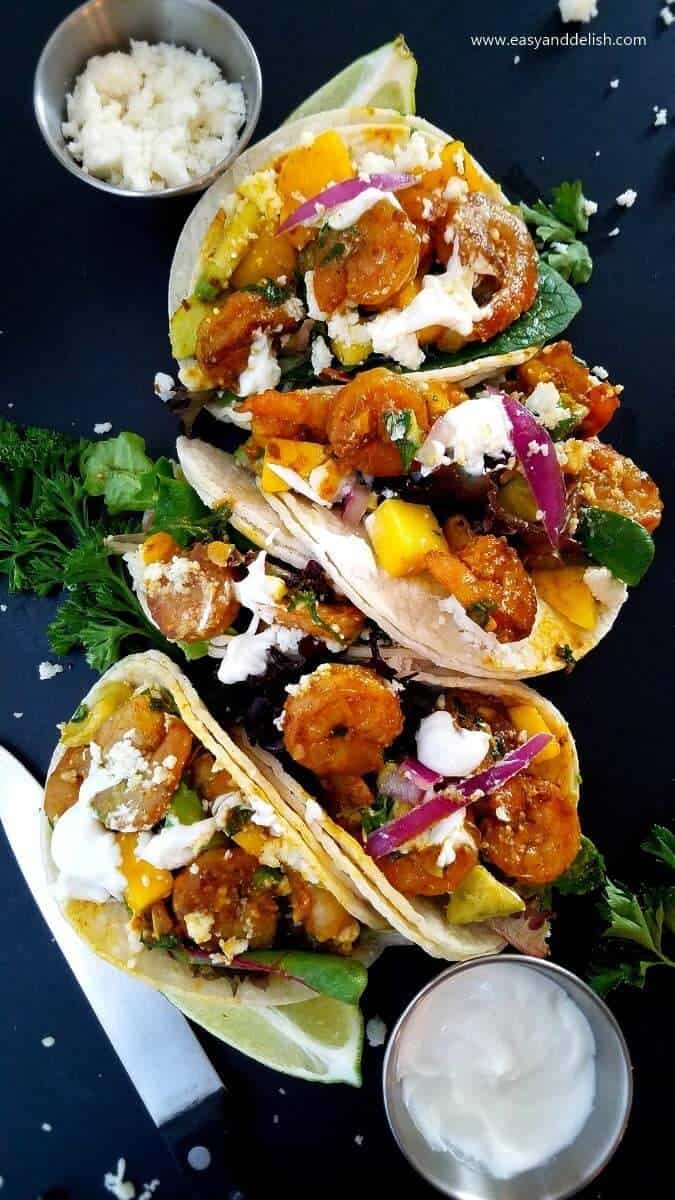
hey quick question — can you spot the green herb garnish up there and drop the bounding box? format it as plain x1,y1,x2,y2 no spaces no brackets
242,279,291,305
383,408,421,472
556,643,577,672
225,807,254,837
556,836,606,896
521,180,594,285
466,599,496,628
361,793,393,837
577,506,655,586
68,702,89,725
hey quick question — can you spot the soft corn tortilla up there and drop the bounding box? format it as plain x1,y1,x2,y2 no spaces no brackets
168,106,540,392
242,667,580,961
177,436,626,679
44,651,386,1011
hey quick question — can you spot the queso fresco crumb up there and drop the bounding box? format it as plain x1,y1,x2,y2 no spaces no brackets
62,41,246,191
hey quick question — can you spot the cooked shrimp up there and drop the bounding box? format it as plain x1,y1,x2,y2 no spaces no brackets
478,775,580,885
191,750,236,806
172,846,279,951
144,543,240,643
195,291,301,388
287,872,359,950
515,341,620,437
240,388,332,442
426,532,537,642
436,194,538,342
312,201,421,312
321,775,375,835
379,841,478,897
326,368,430,475
92,696,193,831
275,597,366,646
565,439,662,532
45,745,91,821
283,664,403,776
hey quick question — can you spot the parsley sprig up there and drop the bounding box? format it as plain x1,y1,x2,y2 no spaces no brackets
521,180,594,285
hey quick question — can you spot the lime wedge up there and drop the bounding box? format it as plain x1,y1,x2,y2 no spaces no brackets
163,988,364,1085
287,35,417,122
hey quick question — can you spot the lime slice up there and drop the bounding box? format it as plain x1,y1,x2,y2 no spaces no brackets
287,35,417,122
163,988,364,1085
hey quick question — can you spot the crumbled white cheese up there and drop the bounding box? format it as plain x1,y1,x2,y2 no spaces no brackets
513,54,521,65
79,737,149,809
326,305,370,349
417,394,513,477
590,364,608,380
583,566,627,608
304,271,327,320
527,439,549,457
51,792,126,903
38,661,64,681
184,911,215,944
248,796,285,836
609,78,620,89
416,710,490,776
210,398,252,430
154,371,176,400
616,189,637,208
104,1158,136,1200
582,198,598,217
524,380,569,429
654,107,668,128
661,7,674,26
41,1036,55,1048
608,227,620,237
310,335,332,376
366,1016,387,1047
357,131,441,177
558,0,598,21
237,330,281,397
93,421,112,435
354,1134,365,1147
135,818,216,870
13,712,23,720
144,556,201,592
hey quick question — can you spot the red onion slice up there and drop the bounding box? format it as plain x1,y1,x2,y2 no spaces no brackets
278,173,417,234
366,733,551,859
341,481,372,527
400,757,442,789
501,394,566,548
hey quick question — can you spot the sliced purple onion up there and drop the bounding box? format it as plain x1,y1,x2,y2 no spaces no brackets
341,481,372,527
400,757,442,789
378,762,423,806
366,734,551,859
501,394,566,548
278,173,417,234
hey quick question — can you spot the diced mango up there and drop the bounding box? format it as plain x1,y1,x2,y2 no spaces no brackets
231,232,297,289
205,541,233,567
61,682,134,748
366,499,446,577
277,131,354,245
232,825,269,857
331,336,372,367
443,140,501,199
141,532,181,565
261,439,328,493
507,704,560,762
446,865,525,925
533,566,597,631
119,833,173,916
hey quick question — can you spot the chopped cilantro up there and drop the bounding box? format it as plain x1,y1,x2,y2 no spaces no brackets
466,599,496,628
242,280,291,305
382,408,421,472
556,643,576,672
361,793,393,837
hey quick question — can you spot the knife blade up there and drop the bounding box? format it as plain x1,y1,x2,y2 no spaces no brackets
0,745,250,1199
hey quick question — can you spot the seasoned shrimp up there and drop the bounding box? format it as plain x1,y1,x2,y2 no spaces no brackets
275,597,366,647
92,696,193,831
45,745,91,821
312,201,421,312
379,841,479,897
515,341,620,438
326,368,430,476
436,194,538,343
283,664,403,776
144,543,240,643
321,775,375,835
191,750,236,806
426,532,537,643
287,872,359,950
565,439,662,532
172,846,279,951
241,388,332,443
195,291,301,388
478,775,580,884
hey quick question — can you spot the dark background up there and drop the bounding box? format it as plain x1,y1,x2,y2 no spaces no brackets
1,1,673,1197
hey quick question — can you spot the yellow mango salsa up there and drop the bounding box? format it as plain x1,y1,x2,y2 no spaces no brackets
533,566,597,630
119,833,173,916
261,439,328,493
507,704,560,762
366,499,446,577
232,825,269,858
231,232,297,289
60,682,134,748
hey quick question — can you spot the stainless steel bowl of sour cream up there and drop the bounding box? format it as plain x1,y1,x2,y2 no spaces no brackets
383,956,632,1200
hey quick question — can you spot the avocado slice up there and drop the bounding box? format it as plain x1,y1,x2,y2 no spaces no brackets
446,865,525,925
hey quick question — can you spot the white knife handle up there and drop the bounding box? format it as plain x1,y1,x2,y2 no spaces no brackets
161,1087,248,1199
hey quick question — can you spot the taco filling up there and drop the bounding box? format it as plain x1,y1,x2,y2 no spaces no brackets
170,126,541,392
227,342,661,647
45,679,368,979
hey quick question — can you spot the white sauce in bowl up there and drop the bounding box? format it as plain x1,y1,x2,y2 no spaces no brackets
397,963,596,1180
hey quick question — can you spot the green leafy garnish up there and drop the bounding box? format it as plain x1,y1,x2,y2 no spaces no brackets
521,181,593,285
242,280,291,305
251,866,284,890
166,782,204,827
641,826,675,871
177,639,210,661
286,589,339,640
545,239,593,286
556,643,577,672
383,408,420,472
466,599,496,629
225,807,254,837
556,836,606,896
81,432,157,512
68,702,89,725
577,506,655,586
361,793,393,837
236,950,368,1006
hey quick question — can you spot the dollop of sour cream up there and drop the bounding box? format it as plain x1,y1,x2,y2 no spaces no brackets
416,710,490,777
397,963,596,1180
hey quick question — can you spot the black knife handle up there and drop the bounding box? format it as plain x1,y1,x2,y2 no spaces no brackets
161,1088,250,1200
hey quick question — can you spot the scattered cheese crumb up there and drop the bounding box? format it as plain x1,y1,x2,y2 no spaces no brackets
513,54,521,64
366,1015,387,1047
273,1114,280,1125
0,604,6,612
661,6,674,26
310,335,332,377
595,149,601,157
558,0,598,22
154,372,176,401
591,365,609,380
104,1158,136,1200
608,227,620,238
38,661,64,681
582,198,598,217
609,78,620,90
278,1087,286,1095
616,189,637,209
41,1123,52,1133
654,107,668,127
93,421,112,434
354,1134,364,1146
138,1183,160,1200
41,1035,55,1047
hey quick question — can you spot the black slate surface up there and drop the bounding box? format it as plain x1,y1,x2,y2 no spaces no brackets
1,2,673,1197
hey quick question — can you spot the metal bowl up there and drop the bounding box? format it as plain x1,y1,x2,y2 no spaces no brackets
383,956,633,1200
33,0,262,198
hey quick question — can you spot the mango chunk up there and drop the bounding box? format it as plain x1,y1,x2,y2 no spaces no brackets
366,499,446,577
61,682,134,748
533,566,597,630
278,131,354,245
507,704,560,762
331,336,372,367
119,833,173,916
261,439,328,493
232,825,269,858
446,865,525,925
231,232,297,289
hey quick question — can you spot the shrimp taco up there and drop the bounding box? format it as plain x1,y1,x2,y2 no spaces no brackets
43,651,391,1013
178,342,662,678
224,656,582,960
168,108,580,401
